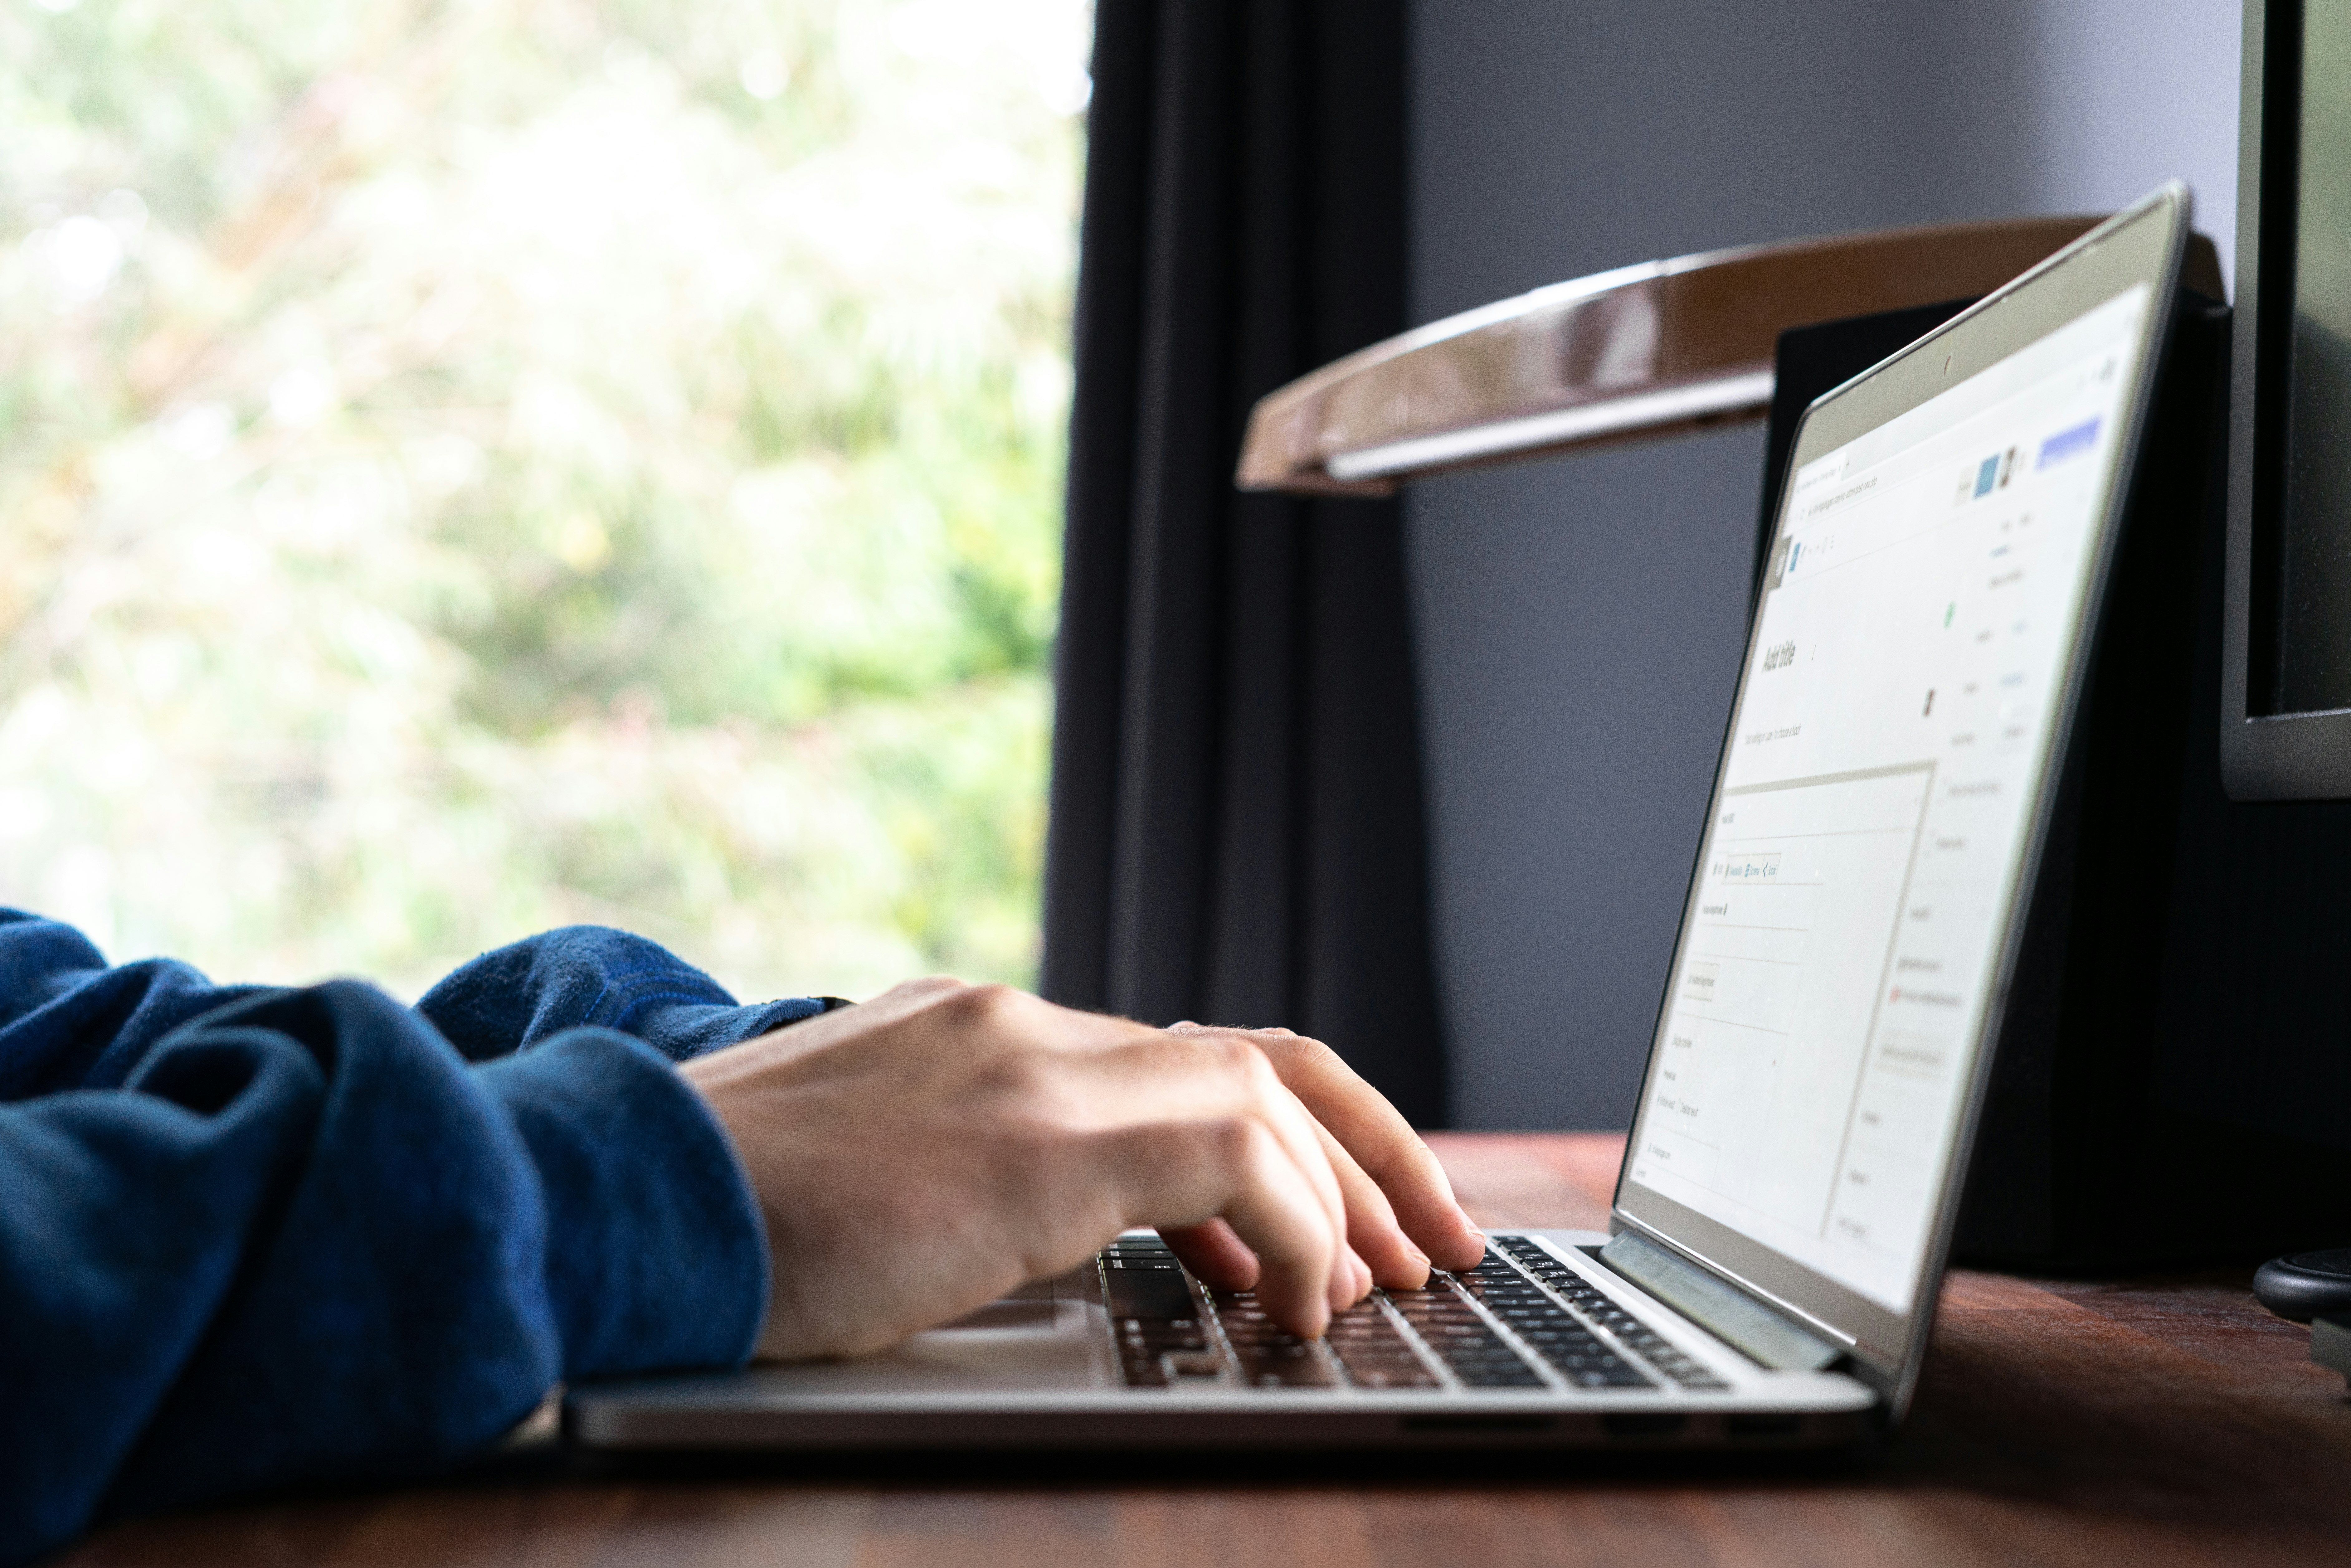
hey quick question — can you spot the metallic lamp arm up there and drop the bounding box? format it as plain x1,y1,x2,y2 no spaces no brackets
1237,215,2226,496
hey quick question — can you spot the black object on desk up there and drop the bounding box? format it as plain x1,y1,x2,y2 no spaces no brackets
2253,1249,2351,1321
1751,288,2351,1269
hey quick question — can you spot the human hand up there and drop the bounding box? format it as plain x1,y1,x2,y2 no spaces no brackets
1154,1019,1486,1299
678,979,1485,1360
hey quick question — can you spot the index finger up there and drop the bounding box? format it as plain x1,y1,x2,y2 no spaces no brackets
1170,1024,1486,1272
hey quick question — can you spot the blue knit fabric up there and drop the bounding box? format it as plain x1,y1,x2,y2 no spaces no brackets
0,911,833,1565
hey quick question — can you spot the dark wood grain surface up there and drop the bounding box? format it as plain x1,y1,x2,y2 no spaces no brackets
62,1134,2350,1567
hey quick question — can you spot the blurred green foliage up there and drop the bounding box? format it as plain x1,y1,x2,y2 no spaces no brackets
0,0,1087,1001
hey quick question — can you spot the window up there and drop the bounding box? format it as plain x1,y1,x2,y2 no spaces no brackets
0,0,1091,1000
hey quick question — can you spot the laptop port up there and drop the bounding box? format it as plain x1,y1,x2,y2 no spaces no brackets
1726,1413,1804,1438
1600,1413,1688,1439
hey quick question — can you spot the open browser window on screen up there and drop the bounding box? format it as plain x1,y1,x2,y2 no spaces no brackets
1624,281,2154,1315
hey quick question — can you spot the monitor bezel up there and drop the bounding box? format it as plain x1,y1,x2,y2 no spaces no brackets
1609,187,2190,1417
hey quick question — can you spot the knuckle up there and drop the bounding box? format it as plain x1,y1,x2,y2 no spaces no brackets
946,981,1028,1029
1201,1032,1262,1081
1239,1041,1289,1097
1259,1028,1343,1073
1292,1033,1344,1071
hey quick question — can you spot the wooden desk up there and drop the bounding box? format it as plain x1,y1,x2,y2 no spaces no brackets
65,1134,2350,1567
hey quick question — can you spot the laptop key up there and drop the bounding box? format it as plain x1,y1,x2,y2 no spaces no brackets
1102,1244,1218,1386
1386,1283,1547,1389
1208,1291,1338,1387
1105,1266,1195,1321
1313,1298,1443,1389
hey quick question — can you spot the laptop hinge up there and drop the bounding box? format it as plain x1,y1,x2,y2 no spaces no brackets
1596,1231,1842,1372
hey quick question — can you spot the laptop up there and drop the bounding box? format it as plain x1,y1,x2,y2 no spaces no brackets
567,182,2192,1452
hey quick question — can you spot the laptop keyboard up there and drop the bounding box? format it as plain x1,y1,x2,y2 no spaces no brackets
1492,1235,1729,1390
1316,1295,1443,1388
1100,1233,1729,1393
1384,1271,1550,1387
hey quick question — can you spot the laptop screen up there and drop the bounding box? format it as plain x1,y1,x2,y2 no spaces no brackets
1616,192,2183,1368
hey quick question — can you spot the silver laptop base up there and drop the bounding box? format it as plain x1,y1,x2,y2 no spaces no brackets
566,1231,1875,1453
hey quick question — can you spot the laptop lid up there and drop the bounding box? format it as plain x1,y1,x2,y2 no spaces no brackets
1610,184,2192,1412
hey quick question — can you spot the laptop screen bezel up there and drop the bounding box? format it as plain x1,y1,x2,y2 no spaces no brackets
1608,186,2190,1405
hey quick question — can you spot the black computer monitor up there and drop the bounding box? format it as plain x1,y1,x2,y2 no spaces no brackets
2228,0,2351,796
2231,2,2351,1321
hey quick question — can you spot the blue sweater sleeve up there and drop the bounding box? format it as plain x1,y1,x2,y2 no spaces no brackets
0,913,825,1566
414,924,845,1061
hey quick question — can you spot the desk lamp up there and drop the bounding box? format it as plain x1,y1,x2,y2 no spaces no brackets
1231,216,2101,496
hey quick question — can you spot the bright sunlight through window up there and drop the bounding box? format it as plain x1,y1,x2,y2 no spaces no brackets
0,0,1091,1001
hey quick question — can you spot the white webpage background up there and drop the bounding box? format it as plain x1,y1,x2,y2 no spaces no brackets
1628,284,2152,1313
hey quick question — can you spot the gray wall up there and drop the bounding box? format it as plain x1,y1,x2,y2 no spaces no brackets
1408,0,2243,1129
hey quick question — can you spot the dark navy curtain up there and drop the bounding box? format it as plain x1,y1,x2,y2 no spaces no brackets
1042,0,1447,1124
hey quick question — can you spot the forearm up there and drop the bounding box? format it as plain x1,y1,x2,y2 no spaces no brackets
0,980,769,1567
